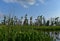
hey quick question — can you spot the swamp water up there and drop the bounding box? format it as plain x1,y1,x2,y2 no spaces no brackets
49,31,60,41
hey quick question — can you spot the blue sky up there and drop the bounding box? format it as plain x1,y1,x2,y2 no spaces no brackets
0,0,60,20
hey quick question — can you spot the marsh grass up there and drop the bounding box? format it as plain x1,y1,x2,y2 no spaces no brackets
0,25,57,41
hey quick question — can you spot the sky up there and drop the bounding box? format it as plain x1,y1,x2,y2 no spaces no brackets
0,0,60,21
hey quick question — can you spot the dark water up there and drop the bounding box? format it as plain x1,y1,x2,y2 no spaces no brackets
49,32,60,41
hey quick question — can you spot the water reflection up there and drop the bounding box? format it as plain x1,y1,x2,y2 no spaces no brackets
49,32,60,41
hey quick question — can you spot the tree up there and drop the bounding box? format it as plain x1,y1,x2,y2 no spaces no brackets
46,20,49,26
55,17,59,26
51,18,54,26
37,16,40,26
14,16,18,25
40,15,43,26
35,15,43,26
30,16,32,25
35,19,38,26
23,14,28,25
20,16,23,25
7,14,11,25
3,15,6,25
10,17,14,25
43,16,46,26
51,21,54,26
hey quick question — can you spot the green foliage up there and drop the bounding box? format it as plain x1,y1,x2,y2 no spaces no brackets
23,14,28,25
30,16,32,25
0,25,54,41
3,16,6,25
46,20,49,26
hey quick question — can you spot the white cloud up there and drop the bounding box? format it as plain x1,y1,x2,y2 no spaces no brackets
3,0,45,8
3,0,36,5
23,5,28,8
27,0,36,5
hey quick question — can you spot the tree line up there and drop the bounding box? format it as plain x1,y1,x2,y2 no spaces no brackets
1,14,60,26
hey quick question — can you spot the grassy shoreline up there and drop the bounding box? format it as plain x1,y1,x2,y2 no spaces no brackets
0,25,60,31
0,25,54,41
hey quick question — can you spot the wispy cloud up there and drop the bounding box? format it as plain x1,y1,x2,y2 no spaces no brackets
3,0,17,3
27,0,36,5
0,12,4,18
3,0,46,8
39,0,45,4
